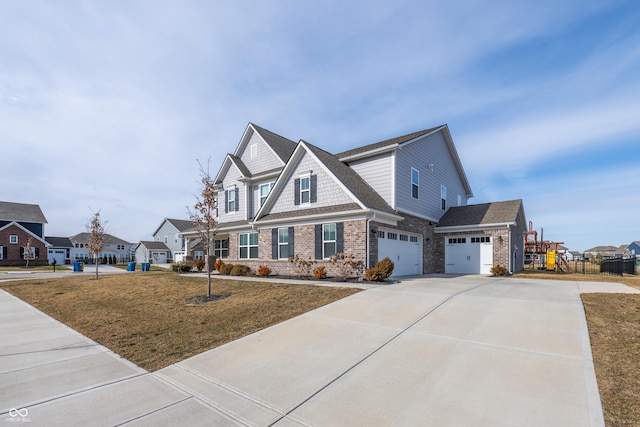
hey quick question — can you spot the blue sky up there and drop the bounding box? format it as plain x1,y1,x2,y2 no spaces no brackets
1,0,638,252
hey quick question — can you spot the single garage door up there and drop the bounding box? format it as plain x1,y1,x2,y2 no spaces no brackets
378,229,422,276
445,236,493,274
48,249,66,265
150,251,168,264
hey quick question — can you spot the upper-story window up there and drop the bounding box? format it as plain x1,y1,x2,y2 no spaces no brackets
411,168,419,199
260,182,275,207
300,175,310,204
228,188,237,212
441,185,447,210
10,235,18,244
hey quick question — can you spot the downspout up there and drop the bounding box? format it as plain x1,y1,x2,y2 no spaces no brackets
366,212,377,270
508,226,512,274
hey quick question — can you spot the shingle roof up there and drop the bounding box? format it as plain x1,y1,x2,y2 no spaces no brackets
0,201,47,223
335,126,442,159
45,236,73,247
303,141,396,215
165,219,194,232
70,233,131,245
258,203,363,222
228,154,252,177
437,199,523,227
251,123,298,163
138,241,170,250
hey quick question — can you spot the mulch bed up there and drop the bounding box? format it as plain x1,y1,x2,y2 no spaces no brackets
185,292,232,304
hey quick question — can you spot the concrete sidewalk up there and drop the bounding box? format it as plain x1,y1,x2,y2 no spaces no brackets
1,276,638,426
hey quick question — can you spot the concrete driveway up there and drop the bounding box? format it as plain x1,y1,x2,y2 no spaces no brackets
1,275,638,426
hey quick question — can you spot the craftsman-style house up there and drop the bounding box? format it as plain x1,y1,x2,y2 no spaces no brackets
0,201,50,266
181,123,525,276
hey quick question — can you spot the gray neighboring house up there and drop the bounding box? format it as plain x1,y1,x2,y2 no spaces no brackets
45,237,73,265
434,199,527,274
69,233,133,263
135,241,171,264
151,218,193,262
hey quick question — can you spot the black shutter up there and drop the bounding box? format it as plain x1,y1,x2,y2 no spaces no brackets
20,247,24,258
248,185,253,216
336,222,344,254
310,175,317,203
272,228,278,259
35,247,39,258
3,246,6,260
234,189,239,212
314,224,322,259
288,227,295,258
224,190,229,213
294,179,300,205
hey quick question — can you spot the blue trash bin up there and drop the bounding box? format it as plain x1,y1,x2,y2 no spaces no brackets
142,262,150,272
127,262,136,271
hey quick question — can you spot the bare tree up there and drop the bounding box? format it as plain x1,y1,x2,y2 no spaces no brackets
23,236,35,268
87,210,106,279
188,158,218,297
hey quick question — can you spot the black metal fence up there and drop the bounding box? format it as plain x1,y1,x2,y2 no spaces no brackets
527,255,638,276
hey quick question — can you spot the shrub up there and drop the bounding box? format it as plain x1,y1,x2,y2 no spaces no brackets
171,263,192,273
490,265,508,276
194,258,205,272
289,254,316,277
364,257,394,281
257,265,272,277
313,265,327,279
230,264,251,276
219,263,234,275
214,259,224,272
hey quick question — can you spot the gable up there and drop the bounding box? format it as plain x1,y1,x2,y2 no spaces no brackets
0,222,50,247
239,128,287,174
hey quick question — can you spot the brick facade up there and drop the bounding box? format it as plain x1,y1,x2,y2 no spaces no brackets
0,224,48,266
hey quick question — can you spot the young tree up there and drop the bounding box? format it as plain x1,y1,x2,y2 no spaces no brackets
23,235,35,268
87,210,106,279
188,158,218,297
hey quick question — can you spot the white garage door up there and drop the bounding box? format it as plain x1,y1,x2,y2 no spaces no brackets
48,249,66,266
151,252,168,264
378,229,422,276
445,236,493,274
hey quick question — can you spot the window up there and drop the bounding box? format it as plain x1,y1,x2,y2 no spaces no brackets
471,236,491,243
300,176,310,204
194,251,204,260
239,232,258,259
379,231,385,239
322,224,336,258
278,228,289,259
164,236,168,244
214,239,228,259
410,236,418,243
0,246,3,259
387,232,398,240
411,168,419,199
228,189,236,212
260,182,274,207
448,237,467,244
441,185,447,210
10,235,18,244
400,234,408,241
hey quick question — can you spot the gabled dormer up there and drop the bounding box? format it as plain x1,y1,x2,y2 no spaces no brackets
255,140,401,225
214,124,298,224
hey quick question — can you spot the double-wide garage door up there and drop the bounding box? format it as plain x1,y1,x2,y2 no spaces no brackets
378,229,422,276
445,235,493,274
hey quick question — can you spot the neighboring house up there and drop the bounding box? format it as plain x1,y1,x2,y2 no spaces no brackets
434,199,526,274
45,236,73,265
584,245,620,259
565,251,582,262
135,241,171,264
151,218,193,262
182,122,519,276
69,233,133,263
0,201,50,266
628,241,640,257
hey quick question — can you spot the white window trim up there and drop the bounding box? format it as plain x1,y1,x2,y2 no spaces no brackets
228,188,236,213
9,235,18,244
300,174,311,204
259,182,275,207
441,185,447,210
411,168,419,200
322,223,336,259
239,232,258,259
0,246,3,260
278,228,289,259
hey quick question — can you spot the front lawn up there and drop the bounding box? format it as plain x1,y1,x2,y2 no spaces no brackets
1,272,361,371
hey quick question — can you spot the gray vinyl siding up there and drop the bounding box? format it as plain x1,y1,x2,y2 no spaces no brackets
251,180,276,218
395,130,468,221
269,151,354,215
240,130,283,174
346,152,394,207
220,165,246,222
153,222,183,257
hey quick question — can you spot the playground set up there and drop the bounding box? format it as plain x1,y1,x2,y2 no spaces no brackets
523,221,571,272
